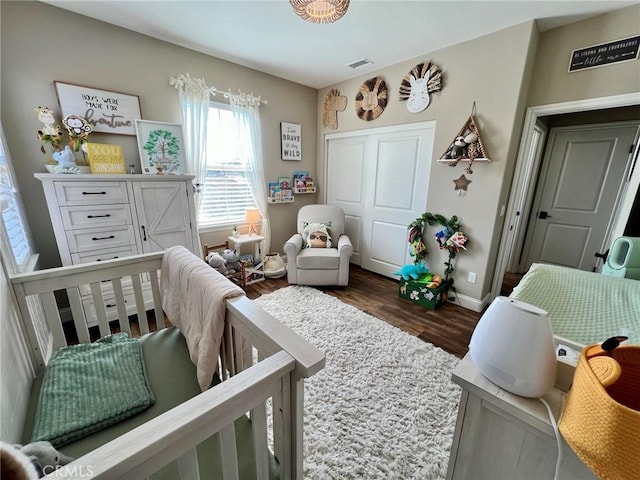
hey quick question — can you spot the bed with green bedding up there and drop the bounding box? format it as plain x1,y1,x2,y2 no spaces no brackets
510,263,640,348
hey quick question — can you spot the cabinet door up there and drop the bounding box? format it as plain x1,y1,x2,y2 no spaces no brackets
132,181,195,254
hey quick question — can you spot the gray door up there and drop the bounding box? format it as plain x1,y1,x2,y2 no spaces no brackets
523,123,638,271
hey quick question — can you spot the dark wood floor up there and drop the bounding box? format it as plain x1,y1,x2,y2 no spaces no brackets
247,265,482,359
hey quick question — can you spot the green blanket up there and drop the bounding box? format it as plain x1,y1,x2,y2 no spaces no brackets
30,333,155,448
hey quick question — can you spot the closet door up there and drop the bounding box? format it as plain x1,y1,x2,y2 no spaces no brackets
326,135,368,265
326,122,434,278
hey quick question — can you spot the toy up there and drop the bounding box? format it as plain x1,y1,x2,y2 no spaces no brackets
446,231,468,252
52,145,79,174
303,222,332,248
35,106,64,154
222,249,242,274
444,132,478,160
427,274,443,289
394,261,430,281
10,441,73,478
206,251,227,275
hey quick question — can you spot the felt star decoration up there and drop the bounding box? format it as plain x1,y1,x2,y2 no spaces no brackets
453,174,471,195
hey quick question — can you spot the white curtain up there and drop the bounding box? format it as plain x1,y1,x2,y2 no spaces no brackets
229,94,271,255
169,73,215,219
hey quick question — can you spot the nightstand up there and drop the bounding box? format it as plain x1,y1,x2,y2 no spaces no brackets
228,234,265,286
446,354,596,479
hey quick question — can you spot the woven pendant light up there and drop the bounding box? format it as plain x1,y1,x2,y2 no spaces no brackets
290,0,350,24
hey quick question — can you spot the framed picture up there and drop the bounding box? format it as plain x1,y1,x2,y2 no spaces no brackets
54,81,142,135
135,120,187,174
281,122,301,160
86,143,126,174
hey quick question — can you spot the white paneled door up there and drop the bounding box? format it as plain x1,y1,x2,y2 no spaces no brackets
523,123,639,271
326,122,435,278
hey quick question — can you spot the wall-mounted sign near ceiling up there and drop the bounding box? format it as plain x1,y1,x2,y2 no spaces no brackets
568,35,640,72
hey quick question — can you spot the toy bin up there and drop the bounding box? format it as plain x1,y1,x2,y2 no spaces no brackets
398,278,447,309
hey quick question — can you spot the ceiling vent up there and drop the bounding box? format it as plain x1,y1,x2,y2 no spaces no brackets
346,58,373,69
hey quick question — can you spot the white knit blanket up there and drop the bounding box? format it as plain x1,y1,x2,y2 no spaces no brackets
161,246,244,391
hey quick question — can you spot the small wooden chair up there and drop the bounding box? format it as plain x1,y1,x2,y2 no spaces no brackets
202,241,247,290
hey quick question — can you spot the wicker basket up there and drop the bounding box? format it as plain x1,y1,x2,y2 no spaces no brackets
559,343,640,480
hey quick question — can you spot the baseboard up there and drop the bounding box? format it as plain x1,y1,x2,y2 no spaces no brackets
448,292,490,313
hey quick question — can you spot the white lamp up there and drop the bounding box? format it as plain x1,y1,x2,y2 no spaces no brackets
469,296,556,398
245,208,261,236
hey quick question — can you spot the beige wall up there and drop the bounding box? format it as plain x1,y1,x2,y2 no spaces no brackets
2,2,638,304
317,22,539,301
1,1,318,268
528,4,640,106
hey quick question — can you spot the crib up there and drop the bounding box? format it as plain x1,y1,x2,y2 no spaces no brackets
9,250,325,479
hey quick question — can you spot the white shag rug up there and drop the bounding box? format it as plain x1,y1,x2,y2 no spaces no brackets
254,286,462,480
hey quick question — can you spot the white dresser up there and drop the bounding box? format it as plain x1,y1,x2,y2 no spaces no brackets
446,354,597,480
35,174,200,326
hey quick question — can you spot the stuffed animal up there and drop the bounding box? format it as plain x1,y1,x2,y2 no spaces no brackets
222,249,242,274
303,222,332,248
2,441,74,478
206,251,227,275
444,132,478,160
394,261,430,281
52,145,79,174
427,274,443,289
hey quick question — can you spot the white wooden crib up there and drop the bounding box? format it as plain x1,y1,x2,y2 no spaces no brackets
9,251,325,479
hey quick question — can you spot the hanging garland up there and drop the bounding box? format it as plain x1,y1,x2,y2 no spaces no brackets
407,212,469,298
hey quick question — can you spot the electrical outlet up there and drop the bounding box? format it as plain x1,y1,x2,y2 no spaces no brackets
468,272,477,283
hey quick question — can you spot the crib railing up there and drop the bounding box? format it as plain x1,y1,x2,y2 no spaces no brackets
9,252,325,479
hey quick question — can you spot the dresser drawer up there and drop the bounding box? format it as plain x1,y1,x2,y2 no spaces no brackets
61,205,132,230
71,245,138,264
66,225,136,253
54,181,129,205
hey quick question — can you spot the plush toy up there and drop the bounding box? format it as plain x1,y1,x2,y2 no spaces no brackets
444,132,478,160
446,231,468,252
303,222,332,248
2,441,74,478
394,261,430,281
206,251,227,275
52,145,79,174
222,249,242,274
427,274,443,289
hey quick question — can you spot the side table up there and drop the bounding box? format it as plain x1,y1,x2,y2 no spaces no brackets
446,354,596,479
228,234,265,286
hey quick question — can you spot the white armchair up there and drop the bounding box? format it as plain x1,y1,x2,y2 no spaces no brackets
284,204,353,286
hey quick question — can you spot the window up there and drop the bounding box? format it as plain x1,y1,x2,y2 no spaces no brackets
0,123,36,273
198,103,256,228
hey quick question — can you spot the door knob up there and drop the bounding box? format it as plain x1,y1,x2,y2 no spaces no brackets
538,211,552,219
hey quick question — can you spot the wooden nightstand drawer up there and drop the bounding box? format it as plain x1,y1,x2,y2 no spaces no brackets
54,181,129,205
61,204,132,229
66,225,136,253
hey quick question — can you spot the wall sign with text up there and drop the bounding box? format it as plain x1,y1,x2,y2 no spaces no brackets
281,122,301,161
569,35,640,72
55,81,142,135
